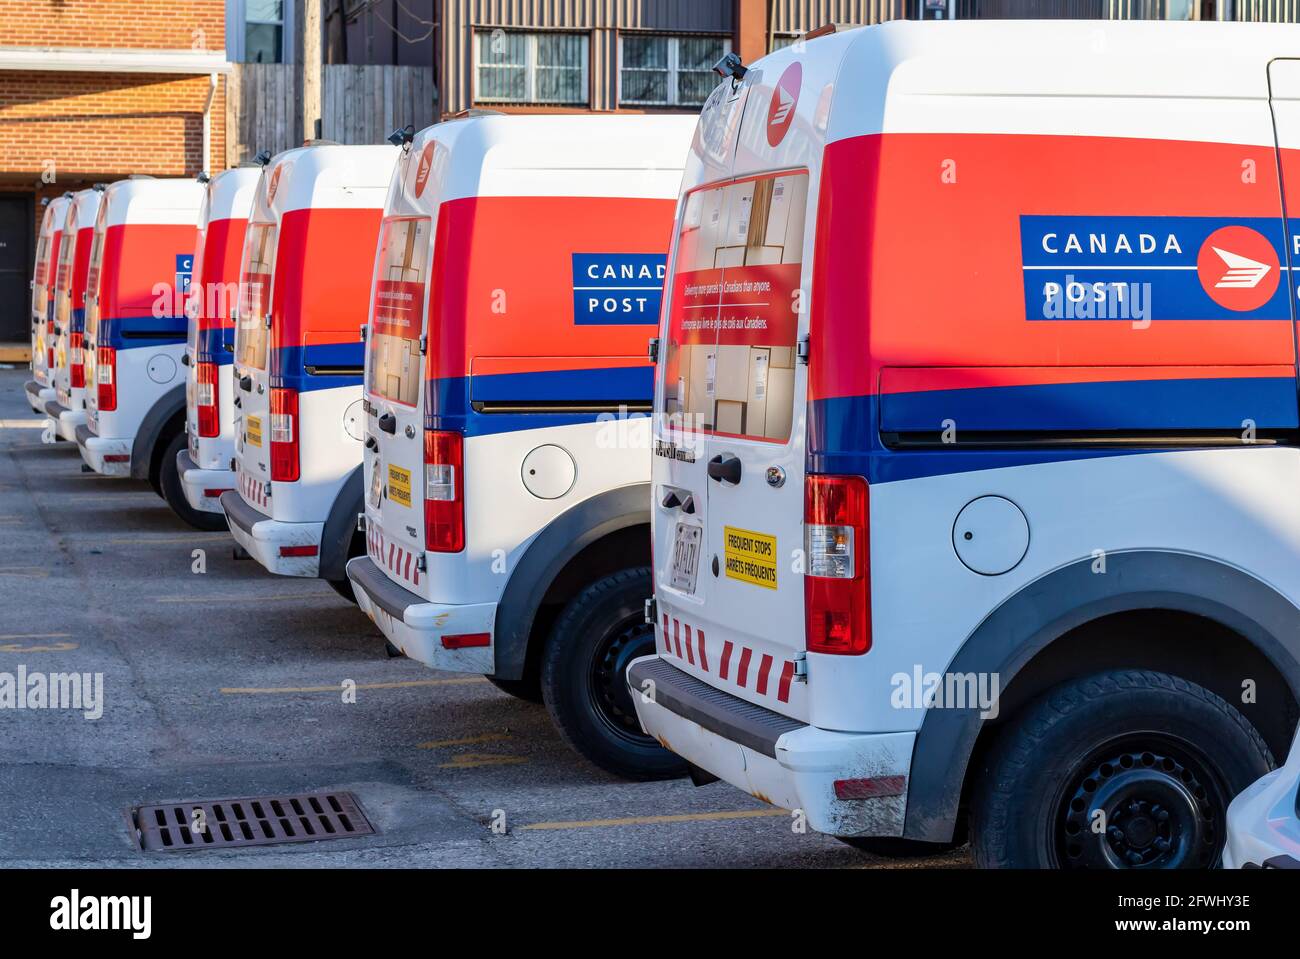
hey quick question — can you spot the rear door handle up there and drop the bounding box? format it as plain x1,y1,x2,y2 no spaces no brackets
239,374,252,392
364,435,378,452
707,454,742,485
377,412,397,435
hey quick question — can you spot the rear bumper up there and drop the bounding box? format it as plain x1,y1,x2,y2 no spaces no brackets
346,555,496,673
44,400,85,443
177,449,234,516
629,655,914,837
1224,761,1300,869
75,424,131,476
24,380,53,413
220,490,323,577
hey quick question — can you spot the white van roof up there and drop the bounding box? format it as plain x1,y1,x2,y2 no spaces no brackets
41,195,70,237
389,114,695,218
204,167,261,223
768,20,1300,147
255,143,399,222
100,177,204,228
66,189,101,231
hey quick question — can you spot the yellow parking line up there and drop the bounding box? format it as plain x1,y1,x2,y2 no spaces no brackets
0,633,72,641
437,753,528,769
519,808,789,831
0,567,48,578
0,641,78,653
220,677,487,694
0,419,46,429
419,732,513,748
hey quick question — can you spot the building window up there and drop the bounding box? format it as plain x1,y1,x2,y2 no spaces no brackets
769,35,800,53
475,30,589,105
245,0,285,63
619,35,727,108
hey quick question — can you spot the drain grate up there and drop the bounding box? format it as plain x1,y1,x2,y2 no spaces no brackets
131,791,375,852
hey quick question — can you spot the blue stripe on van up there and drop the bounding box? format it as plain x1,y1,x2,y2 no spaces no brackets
810,375,1297,484
271,342,364,392
194,326,234,364
100,314,187,350
427,365,653,436
70,306,85,335
878,376,1297,434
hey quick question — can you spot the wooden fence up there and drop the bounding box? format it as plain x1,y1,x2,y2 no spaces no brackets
227,63,436,166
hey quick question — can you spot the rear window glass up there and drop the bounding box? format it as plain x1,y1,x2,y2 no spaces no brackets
54,218,77,330
366,216,431,407
235,223,277,370
83,225,105,343
31,233,50,314
661,170,808,442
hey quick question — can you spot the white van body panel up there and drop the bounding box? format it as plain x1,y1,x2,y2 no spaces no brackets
348,114,694,671
634,19,1300,839
226,144,397,578
79,179,204,476
180,168,259,515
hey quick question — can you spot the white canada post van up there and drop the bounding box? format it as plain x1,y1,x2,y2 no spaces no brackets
346,115,693,778
78,178,204,502
175,166,259,527
221,144,397,600
24,195,70,415
46,188,102,442
632,20,1300,869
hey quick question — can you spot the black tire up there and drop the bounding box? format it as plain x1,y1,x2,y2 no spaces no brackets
971,669,1273,869
487,675,544,704
159,432,227,531
540,567,686,780
327,578,358,605
837,836,962,858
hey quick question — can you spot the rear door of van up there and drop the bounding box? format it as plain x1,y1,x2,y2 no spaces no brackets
366,213,433,586
659,167,811,720
233,220,278,508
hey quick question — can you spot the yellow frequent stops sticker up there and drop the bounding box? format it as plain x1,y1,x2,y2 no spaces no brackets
723,526,778,590
245,415,263,448
388,464,412,508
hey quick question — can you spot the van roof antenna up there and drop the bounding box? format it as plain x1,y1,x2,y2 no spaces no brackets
196,171,211,184
253,149,273,167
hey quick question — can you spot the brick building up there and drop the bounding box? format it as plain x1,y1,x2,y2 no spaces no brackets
0,0,228,349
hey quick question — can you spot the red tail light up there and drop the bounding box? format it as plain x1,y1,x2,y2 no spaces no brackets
47,346,54,370
423,429,463,552
195,361,219,437
804,474,870,655
96,346,117,411
70,332,85,388
269,388,299,482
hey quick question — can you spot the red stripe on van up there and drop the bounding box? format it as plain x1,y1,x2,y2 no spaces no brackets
662,613,670,654
683,625,695,666
673,618,682,659
736,648,752,688
719,641,733,680
756,654,774,695
777,661,795,703
696,629,708,672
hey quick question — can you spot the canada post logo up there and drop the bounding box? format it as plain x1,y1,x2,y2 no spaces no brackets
1020,215,1292,321
175,254,193,295
572,253,666,325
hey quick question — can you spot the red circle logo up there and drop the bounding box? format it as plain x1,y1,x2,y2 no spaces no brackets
1196,225,1281,312
413,141,436,198
766,62,801,148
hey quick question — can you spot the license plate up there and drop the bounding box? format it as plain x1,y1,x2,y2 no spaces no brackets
246,415,262,447
368,461,382,509
668,522,702,594
387,464,412,508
